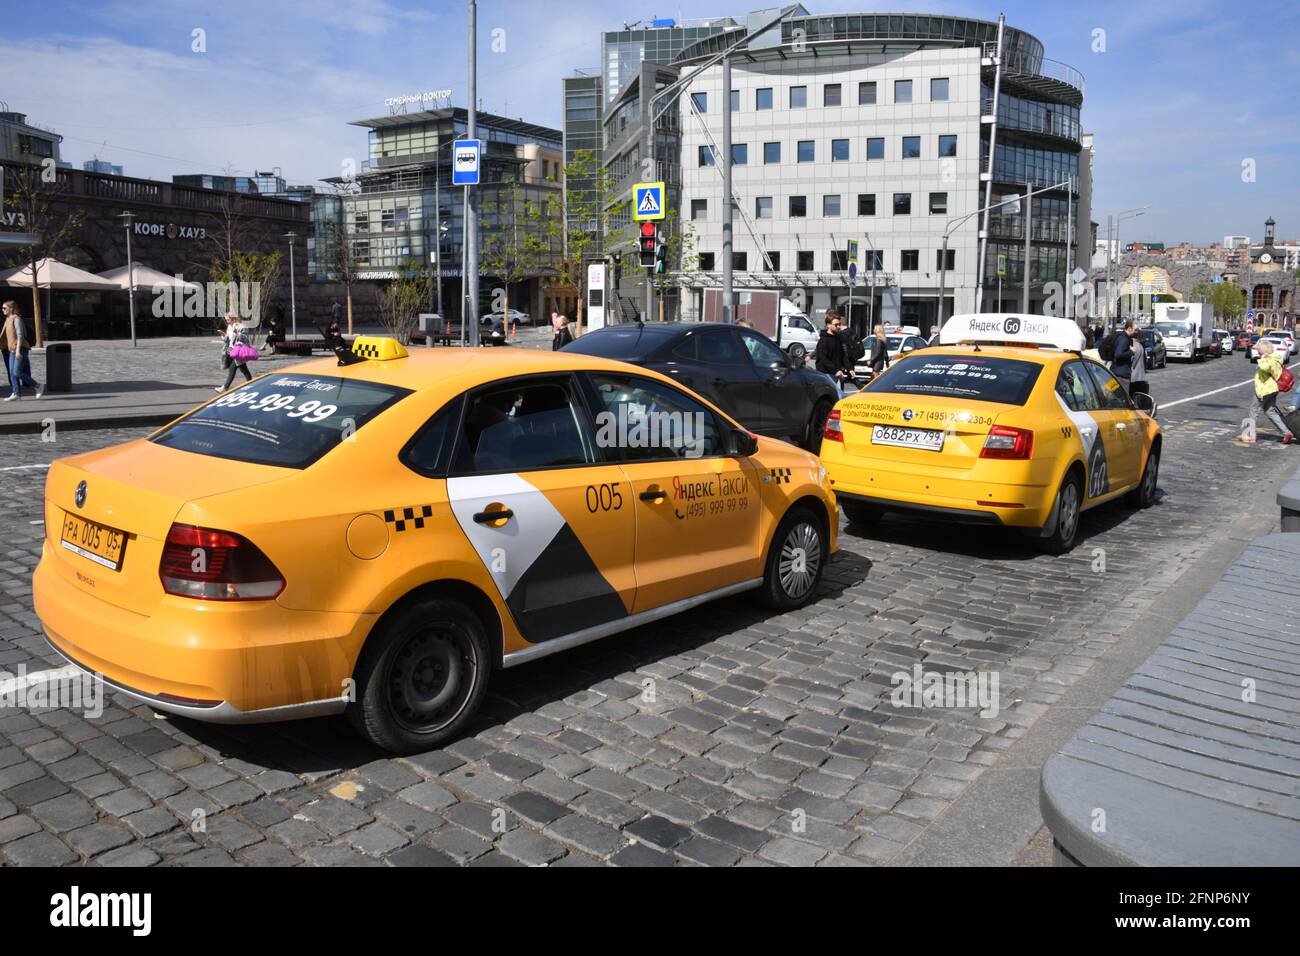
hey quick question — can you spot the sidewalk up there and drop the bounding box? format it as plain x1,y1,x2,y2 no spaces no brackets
0,326,556,434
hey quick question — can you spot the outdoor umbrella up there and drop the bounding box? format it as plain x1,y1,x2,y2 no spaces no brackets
97,262,201,292
0,257,121,291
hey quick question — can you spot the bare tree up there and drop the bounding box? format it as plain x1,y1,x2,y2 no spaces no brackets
376,269,424,344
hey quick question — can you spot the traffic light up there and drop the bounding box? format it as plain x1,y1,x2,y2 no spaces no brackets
655,236,669,275
638,222,657,267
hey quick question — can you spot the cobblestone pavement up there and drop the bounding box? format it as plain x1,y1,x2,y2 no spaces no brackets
0,354,1295,866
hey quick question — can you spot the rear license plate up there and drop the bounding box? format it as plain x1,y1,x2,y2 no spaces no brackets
871,424,944,452
60,512,126,571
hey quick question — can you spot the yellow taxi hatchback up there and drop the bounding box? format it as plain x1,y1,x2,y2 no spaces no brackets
33,337,836,753
821,314,1162,554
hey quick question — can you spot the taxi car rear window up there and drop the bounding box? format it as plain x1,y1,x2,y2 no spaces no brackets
150,374,410,468
865,355,1042,406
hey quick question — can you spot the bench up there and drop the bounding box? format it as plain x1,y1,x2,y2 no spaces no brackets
1040,532,1300,866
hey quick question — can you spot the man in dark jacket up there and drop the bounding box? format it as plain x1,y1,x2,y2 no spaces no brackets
1110,321,1136,393
815,311,848,394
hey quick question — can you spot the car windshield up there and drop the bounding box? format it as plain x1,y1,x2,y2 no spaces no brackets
864,354,1043,405
886,336,904,349
150,374,410,468
1155,321,1193,336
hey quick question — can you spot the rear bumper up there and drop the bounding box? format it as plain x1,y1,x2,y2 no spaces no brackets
33,543,374,718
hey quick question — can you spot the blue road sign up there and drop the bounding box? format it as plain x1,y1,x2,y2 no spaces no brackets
633,181,665,221
452,140,481,186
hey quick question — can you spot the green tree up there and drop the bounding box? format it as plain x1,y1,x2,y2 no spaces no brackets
1189,280,1246,324
648,208,699,317
2,160,85,347
375,265,425,344
482,181,548,328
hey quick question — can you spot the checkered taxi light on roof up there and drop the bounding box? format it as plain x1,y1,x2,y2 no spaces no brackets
939,314,1085,352
351,336,409,361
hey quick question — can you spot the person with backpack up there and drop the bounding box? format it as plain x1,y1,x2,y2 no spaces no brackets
815,311,849,395
1,300,43,401
1107,321,1136,394
1241,338,1293,444
838,315,865,388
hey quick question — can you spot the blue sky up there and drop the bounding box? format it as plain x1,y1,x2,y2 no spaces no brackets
4,0,1297,244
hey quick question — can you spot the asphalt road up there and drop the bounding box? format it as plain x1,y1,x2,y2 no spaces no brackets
0,349,1295,867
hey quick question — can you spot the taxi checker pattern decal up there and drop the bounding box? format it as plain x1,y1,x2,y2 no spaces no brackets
768,468,792,485
1053,393,1110,499
353,341,386,359
384,505,433,532
446,474,627,645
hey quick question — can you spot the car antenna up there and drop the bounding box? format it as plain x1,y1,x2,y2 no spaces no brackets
320,324,364,366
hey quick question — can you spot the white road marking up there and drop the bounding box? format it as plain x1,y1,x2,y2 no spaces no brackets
1160,361,1300,410
0,464,51,472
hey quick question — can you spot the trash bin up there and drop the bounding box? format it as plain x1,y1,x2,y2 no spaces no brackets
45,342,72,393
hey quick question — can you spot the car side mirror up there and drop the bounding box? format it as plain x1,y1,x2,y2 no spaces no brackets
728,429,759,457
1132,392,1158,419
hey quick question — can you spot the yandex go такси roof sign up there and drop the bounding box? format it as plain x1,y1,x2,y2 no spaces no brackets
938,314,1085,352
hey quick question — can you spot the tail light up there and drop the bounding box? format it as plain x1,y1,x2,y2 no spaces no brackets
823,409,844,443
980,425,1033,460
160,524,285,600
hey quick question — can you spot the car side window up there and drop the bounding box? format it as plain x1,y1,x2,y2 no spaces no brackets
584,372,727,461
738,330,786,367
400,397,463,477
1083,362,1133,411
449,377,595,474
1056,361,1102,412
696,329,749,366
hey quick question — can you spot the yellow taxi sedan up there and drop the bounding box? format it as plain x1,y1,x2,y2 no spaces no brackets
33,337,835,753
821,315,1161,554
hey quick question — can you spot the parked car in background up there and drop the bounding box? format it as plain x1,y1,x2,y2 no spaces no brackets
1233,329,1250,350
1138,327,1167,369
776,312,820,362
1250,331,1294,363
853,333,929,381
483,309,531,327
563,322,840,451
1213,329,1234,355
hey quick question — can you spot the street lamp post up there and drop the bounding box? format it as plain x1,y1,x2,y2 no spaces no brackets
284,232,298,338
1110,206,1149,323
117,211,137,347
466,0,480,346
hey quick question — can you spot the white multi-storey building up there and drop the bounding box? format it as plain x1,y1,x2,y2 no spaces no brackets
674,12,1089,336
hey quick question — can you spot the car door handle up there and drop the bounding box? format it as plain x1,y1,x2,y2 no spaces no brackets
640,489,667,502
473,508,513,524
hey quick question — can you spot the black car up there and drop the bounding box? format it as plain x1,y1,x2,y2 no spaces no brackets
1137,327,1167,369
563,323,840,451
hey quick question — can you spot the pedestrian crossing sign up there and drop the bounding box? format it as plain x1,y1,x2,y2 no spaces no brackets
633,181,666,221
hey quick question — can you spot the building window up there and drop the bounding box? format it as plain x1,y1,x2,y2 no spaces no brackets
691,199,708,221
790,86,807,108
699,252,716,271
797,140,815,162
931,78,950,102
831,250,849,271
823,195,841,217
939,134,958,158
936,249,956,271
858,194,876,216
730,90,740,112
756,88,773,110
824,84,842,107
901,250,919,271
699,145,715,167
858,81,877,105
895,79,913,103
831,139,850,162
733,251,747,271
731,144,748,165
690,92,707,113
789,196,807,218
763,141,781,164
867,137,885,160
755,196,773,219
902,136,921,159
894,193,912,215
765,252,781,271
797,250,814,271
865,250,883,270
929,192,948,215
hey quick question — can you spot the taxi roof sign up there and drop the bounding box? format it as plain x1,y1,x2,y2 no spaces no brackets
938,314,1085,352
351,336,409,361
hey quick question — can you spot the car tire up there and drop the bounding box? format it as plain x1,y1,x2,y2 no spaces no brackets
840,500,883,529
805,400,833,453
757,506,827,611
788,342,807,362
1127,446,1160,509
349,597,491,754
1036,473,1082,555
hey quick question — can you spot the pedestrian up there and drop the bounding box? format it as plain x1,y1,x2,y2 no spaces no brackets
867,324,891,380
815,311,849,395
1241,338,1293,444
331,300,342,327
1129,328,1149,401
261,314,282,354
550,310,562,335
552,315,573,351
0,304,12,397
1,300,43,401
1110,320,1136,394
837,314,863,390
216,313,253,393
324,318,345,349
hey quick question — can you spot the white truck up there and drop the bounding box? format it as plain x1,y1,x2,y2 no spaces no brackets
776,299,820,361
1154,302,1215,362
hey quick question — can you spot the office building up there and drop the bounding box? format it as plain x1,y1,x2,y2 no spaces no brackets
0,109,62,166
